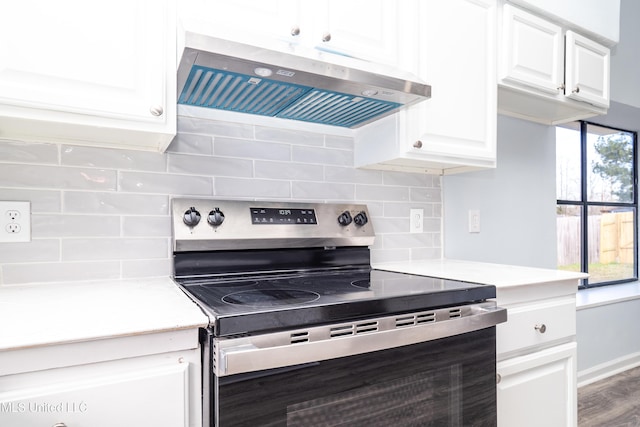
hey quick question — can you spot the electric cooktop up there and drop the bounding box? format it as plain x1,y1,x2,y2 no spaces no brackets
177,268,495,336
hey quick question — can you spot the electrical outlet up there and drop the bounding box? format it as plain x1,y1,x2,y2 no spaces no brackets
0,201,31,243
410,209,424,233
468,209,480,233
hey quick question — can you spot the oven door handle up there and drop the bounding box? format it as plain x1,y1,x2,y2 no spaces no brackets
214,301,507,377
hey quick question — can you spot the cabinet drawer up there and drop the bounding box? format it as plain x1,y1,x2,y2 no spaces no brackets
497,297,575,355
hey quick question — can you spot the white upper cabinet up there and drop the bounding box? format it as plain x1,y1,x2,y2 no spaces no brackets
500,6,563,95
498,4,610,125
354,0,497,175
507,0,620,45
0,0,176,151
316,0,402,67
179,0,406,69
177,0,300,43
565,31,610,108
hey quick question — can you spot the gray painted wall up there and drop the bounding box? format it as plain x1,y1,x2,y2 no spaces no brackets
442,115,557,269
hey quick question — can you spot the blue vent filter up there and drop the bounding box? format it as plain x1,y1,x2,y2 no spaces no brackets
179,66,402,128
277,90,400,128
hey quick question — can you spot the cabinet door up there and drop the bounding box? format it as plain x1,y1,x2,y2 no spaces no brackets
0,362,189,427
0,0,175,150
0,0,169,122
178,0,300,42
500,4,564,95
319,0,401,66
497,342,577,427
407,0,497,167
565,30,610,108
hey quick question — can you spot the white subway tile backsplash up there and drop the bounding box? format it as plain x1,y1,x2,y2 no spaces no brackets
383,233,433,249
0,113,442,285
168,153,253,177
410,187,442,203
62,238,168,261
292,181,354,200
0,189,61,213
255,126,324,146
214,137,291,161
2,261,120,285
325,135,353,150
32,215,120,238
177,116,254,139
119,171,213,195
370,217,409,234
215,177,291,199
122,259,173,279
325,166,383,185
383,202,432,218
255,161,323,181
383,171,432,187
166,133,214,155
122,216,171,237
356,184,410,202
61,145,167,171
0,141,59,164
0,165,116,190
0,240,60,263
292,146,353,166
63,192,168,215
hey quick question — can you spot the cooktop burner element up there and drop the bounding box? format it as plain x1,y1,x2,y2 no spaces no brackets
221,289,321,307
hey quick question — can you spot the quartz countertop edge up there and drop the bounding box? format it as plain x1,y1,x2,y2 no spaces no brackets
0,277,209,352
372,259,588,287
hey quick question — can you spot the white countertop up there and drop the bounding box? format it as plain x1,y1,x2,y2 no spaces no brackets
0,277,209,352
373,259,587,287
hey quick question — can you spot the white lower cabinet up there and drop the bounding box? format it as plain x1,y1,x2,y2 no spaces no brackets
496,282,579,427
0,358,190,427
0,334,201,427
497,342,577,427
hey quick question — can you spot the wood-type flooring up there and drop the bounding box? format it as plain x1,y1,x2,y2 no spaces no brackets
579,365,640,426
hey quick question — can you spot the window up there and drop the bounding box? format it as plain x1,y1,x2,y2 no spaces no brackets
556,121,638,288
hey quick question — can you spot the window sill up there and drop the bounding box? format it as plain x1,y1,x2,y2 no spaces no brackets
577,282,640,310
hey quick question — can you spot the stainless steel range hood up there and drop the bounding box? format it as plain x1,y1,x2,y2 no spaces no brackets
177,32,431,129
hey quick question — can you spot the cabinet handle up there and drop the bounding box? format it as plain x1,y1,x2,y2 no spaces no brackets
534,324,547,334
322,32,332,42
413,140,423,149
557,83,565,92
149,105,164,117
290,26,300,36
496,373,501,384
52,423,67,427
572,86,580,94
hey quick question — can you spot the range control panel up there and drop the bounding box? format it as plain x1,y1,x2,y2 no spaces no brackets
172,198,375,252
250,207,318,225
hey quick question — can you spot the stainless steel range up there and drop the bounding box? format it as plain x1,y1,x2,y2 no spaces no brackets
171,198,506,427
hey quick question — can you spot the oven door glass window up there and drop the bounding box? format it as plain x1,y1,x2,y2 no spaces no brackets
212,327,497,426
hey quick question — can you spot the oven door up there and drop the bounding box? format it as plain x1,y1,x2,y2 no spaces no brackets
205,319,501,426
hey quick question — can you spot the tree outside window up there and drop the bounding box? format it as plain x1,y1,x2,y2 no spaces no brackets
556,121,638,287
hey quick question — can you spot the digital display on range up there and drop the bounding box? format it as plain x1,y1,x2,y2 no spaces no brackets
250,208,317,225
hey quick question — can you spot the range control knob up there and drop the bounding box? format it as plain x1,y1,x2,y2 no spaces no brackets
207,208,225,226
337,211,353,226
354,211,368,226
183,207,201,227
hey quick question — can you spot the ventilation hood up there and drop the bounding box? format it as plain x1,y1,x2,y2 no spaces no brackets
177,32,431,129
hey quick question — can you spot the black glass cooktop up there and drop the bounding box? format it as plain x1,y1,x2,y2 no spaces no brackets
177,268,495,336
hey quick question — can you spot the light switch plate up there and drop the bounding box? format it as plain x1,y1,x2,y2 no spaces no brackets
468,209,480,233
0,201,31,243
410,209,424,233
